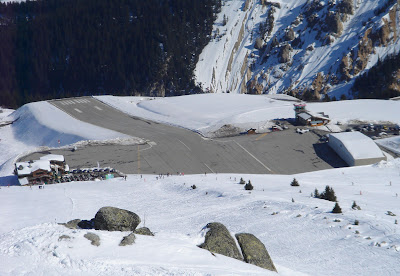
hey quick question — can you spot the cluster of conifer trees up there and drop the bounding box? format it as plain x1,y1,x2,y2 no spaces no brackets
353,53,400,99
0,0,221,108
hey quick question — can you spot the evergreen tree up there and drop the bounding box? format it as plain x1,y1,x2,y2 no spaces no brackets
314,188,319,198
332,202,342,213
0,0,222,108
245,180,254,190
319,185,337,202
290,178,300,186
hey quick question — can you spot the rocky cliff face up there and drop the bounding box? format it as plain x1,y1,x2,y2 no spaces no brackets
195,0,400,99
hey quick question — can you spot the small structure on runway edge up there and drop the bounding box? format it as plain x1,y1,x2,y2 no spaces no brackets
294,103,330,126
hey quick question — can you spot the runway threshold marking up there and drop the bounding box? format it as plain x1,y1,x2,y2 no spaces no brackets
94,106,102,111
234,141,274,173
74,108,83,113
178,139,191,151
255,133,268,141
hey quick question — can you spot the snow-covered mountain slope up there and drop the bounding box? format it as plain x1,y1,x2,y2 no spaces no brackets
195,0,400,99
1,162,400,275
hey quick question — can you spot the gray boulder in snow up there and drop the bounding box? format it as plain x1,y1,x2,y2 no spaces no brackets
134,227,154,236
235,233,277,272
119,232,136,246
94,206,141,231
198,222,243,260
84,232,100,246
60,219,81,229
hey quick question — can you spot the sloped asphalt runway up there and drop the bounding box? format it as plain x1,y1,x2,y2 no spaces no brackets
22,97,345,175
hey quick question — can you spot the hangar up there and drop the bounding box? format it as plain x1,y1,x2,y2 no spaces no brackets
328,132,386,166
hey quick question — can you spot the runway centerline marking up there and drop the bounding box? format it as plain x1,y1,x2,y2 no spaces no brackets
94,106,102,111
178,139,191,151
255,133,268,141
234,141,273,173
74,108,83,113
204,163,215,173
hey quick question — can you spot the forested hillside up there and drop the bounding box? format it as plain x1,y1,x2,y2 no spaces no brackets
0,0,221,108
353,52,400,99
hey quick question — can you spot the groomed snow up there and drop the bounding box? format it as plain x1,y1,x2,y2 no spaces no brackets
1,162,400,275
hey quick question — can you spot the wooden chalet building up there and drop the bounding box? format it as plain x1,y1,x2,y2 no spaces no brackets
15,154,69,185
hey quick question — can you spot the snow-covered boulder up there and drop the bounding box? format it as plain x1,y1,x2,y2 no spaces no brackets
94,206,141,231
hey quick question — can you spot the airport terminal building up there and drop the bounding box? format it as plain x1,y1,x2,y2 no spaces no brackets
328,132,386,166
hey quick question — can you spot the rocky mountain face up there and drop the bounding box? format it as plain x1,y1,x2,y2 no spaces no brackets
195,0,400,99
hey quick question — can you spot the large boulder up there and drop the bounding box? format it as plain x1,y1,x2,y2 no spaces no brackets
198,222,242,260
94,207,141,231
235,233,277,272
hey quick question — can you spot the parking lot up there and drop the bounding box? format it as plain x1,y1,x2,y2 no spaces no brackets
346,123,399,139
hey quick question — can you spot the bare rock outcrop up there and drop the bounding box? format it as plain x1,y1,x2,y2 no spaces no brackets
134,227,154,236
94,206,141,232
84,232,100,246
279,44,292,63
198,222,243,260
119,233,136,246
235,233,277,272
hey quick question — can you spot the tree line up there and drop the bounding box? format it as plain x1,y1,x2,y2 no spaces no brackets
0,0,221,108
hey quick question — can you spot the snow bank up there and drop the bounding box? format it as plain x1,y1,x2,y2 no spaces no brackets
307,100,400,125
97,95,400,137
0,101,130,176
376,136,400,155
96,94,295,136
10,101,129,147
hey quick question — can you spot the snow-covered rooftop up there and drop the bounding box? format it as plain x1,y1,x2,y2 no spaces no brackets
39,154,65,162
329,132,385,160
298,113,311,120
15,160,51,176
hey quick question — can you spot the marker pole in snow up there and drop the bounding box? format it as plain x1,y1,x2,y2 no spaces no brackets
137,144,140,175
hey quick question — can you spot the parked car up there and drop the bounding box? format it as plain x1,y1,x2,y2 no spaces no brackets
296,128,309,134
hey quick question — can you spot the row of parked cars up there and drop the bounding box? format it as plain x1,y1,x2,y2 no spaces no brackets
349,124,400,133
57,167,121,183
